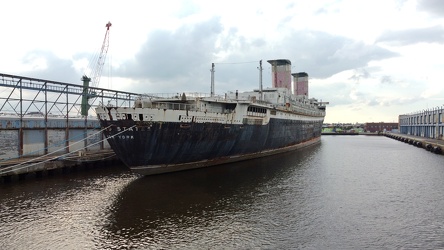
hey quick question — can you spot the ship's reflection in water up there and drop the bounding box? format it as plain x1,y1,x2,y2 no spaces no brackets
104,146,318,249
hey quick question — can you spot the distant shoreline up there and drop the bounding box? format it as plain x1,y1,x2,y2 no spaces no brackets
321,132,382,136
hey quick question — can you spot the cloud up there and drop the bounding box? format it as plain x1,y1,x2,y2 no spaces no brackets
15,16,400,98
108,19,398,98
124,16,223,78
115,16,280,93
20,50,80,84
115,17,224,92
377,25,444,45
417,0,444,16
308,63,434,112
348,68,371,83
279,31,398,78
175,0,200,18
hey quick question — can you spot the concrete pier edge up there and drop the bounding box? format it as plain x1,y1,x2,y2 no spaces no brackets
0,150,123,184
385,133,444,155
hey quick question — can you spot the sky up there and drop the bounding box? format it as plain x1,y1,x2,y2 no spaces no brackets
1,0,443,123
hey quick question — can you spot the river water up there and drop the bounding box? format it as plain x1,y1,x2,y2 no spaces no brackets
1,135,444,249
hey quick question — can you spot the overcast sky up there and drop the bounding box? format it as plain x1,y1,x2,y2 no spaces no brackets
1,0,443,123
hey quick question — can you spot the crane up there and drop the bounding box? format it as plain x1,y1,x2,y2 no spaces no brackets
81,21,112,116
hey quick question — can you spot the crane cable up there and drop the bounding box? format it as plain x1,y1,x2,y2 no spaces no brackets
214,60,259,65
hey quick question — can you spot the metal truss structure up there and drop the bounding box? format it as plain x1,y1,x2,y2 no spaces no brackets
0,73,142,157
0,73,140,119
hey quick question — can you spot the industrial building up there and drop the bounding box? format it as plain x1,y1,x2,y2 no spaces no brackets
399,107,444,139
364,122,398,133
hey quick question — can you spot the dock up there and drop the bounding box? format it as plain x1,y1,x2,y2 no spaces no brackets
0,73,140,183
385,133,444,155
0,149,121,183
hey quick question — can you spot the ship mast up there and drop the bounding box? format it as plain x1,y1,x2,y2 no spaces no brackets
258,60,263,101
210,63,215,97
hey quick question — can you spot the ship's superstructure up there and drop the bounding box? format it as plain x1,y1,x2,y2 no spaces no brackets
96,59,327,175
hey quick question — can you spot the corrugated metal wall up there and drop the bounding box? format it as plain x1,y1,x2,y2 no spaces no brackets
0,117,110,160
23,130,45,156
48,129,66,154
0,130,19,159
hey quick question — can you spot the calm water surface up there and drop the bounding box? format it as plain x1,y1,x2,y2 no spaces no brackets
1,136,444,249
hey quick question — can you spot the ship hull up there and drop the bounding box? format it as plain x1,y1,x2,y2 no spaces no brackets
131,136,320,175
101,117,323,175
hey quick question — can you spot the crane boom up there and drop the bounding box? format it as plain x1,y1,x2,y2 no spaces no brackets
91,21,112,88
81,21,112,116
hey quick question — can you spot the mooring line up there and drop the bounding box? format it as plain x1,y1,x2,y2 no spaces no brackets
0,124,134,175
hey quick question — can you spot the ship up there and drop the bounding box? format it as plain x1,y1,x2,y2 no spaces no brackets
95,59,327,175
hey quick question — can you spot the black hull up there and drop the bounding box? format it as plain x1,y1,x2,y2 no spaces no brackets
102,118,323,175
130,137,320,175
